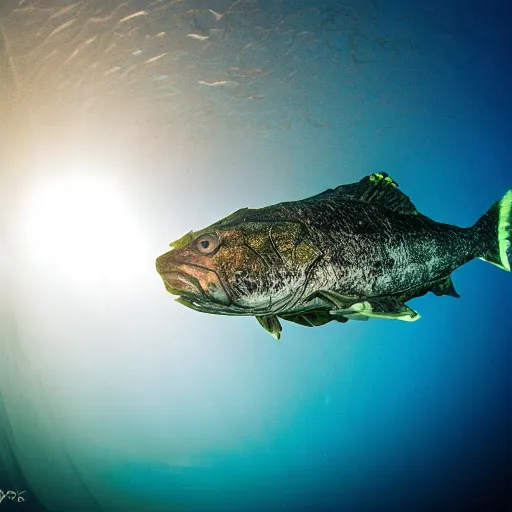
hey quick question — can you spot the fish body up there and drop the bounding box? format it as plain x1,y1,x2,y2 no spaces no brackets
156,173,512,338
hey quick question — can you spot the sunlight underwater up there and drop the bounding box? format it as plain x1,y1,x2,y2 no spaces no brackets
0,0,510,511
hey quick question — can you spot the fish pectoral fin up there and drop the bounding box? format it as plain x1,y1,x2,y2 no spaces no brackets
329,301,373,321
331,310,369,322
311,291,420,322
330,298,420,322
279,309,339,327
314,290,358,309
430,276,460,298
256,315,282,339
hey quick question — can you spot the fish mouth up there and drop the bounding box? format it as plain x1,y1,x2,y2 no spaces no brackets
158,266,253,316
161,271,202,297
156,251,233,308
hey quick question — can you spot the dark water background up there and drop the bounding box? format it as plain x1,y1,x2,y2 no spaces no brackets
0,1,510,511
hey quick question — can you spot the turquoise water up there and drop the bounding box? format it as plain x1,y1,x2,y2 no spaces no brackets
0,1,510,511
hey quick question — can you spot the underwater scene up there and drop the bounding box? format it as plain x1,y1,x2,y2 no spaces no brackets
0,0,510,511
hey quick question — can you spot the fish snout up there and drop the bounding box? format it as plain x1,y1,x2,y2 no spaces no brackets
156,252,194,294
156,251,231,305
155,252,174,275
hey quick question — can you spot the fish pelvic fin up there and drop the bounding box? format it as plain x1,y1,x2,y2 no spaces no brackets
474,189,512,272
256,315,282,339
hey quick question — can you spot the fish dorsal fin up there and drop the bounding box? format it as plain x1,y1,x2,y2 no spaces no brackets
311,173,419,215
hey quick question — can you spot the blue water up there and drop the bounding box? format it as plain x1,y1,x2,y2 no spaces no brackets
0,1,510,511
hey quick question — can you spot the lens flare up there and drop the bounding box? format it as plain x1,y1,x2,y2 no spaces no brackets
18,175,150,294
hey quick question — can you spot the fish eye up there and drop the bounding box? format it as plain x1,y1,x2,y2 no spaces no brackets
195,234,219,254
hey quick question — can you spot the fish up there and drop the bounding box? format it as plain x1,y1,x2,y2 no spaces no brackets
197,80,239,87
156,173,512,339
186,34,210,41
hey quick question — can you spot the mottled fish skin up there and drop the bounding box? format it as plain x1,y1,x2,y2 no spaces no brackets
275,198,475,301
156,173,511,336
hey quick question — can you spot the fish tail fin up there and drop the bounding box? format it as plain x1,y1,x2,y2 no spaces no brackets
472,189,512,271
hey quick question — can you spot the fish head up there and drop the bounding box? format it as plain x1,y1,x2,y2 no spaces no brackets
155,209,322,315
156,228,232,313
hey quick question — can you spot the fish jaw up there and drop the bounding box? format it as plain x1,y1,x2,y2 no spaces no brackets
155,250,231,306
160,271,201,296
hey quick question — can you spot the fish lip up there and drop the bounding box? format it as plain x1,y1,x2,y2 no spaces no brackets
161,271,203,296
181,262,234,304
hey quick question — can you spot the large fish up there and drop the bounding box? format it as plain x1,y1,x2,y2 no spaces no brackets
156,173,511,339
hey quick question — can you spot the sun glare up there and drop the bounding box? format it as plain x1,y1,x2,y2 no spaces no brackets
18,175,150,293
